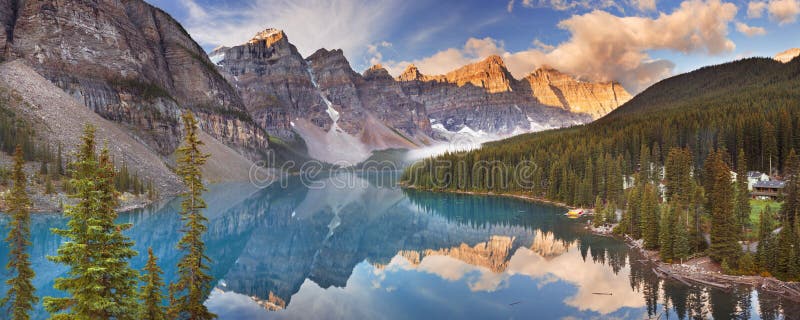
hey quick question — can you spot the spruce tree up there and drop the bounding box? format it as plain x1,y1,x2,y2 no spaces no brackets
641,184,660,249
659,204,674,262
640,144,651,182
756,207,774,271
673,211,691,262
593,196,604,227
168,112,216,320
1,146,38,320
706,151,741,267
604,201,617,224
44,125,139,319
56,143,64,176
140,247,166,320
735,149,750,234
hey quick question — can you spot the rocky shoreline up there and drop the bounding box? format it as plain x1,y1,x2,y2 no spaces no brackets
620,232,800,302
0,190,158,214
400,184,800,302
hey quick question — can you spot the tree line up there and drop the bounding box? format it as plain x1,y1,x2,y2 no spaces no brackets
0,101,156,199
402,57,800,279
1,112,216,319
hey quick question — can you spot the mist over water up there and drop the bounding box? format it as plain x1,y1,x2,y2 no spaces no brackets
0,173,794,319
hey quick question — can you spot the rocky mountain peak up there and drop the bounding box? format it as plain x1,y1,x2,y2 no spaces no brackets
398,64,426,81
523,65,632,119
248,28,287,47
481,55,506,67
527,65,576,84
775,48,800,63
443,55,514,93
363,64,393,80
306,48,346,62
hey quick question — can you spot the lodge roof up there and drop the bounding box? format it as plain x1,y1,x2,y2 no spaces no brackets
753,180,785,189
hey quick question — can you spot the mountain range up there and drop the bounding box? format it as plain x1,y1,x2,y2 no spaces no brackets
209,28,632,163
0,0,633,177
5,0,795,193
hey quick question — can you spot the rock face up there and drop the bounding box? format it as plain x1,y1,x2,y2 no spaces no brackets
209,29,329,140
397,55,632,135
775,48,800,63
522,66,632,119
213,29,629,162
0,60,183,196
0,0,631,166
0,0,268,156
212,30,432,163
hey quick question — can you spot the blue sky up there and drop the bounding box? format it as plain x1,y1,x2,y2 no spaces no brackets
146,0,799,93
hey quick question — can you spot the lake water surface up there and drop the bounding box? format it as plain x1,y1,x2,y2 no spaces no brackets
0,173,795,319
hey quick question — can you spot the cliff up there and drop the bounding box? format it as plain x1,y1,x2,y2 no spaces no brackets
213,30,433,163
523,66,632,119
0,0,268,156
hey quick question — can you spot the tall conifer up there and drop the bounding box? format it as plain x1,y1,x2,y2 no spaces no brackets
735,149,750,233
706,151,741,266
140,247,166,320
44,125,139,319
168,112,215,320
1,146,37,320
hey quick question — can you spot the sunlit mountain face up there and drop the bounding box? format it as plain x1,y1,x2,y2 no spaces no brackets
1,173,795,319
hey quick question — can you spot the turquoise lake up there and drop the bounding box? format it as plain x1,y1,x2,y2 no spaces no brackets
0,173,794,319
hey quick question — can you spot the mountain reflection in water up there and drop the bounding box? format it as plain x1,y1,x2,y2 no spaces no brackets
0,173,795,319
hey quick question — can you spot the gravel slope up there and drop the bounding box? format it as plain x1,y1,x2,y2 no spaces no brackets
0,60,184,195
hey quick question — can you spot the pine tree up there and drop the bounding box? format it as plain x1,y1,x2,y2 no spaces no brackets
756,207,774,271
44,175,54,195
604,201,617,224
593,196,604,227
168,112,216,320
706,150,741,267
56,143,64,176
774,149,800,279
659,204,674,262
762,122,777,173
641,184,660,250
140,247,166,320
44,125,140,319
781,149,800,229
735,149,750,234
673,211,691,262
640,144,651,182
1,146,38,320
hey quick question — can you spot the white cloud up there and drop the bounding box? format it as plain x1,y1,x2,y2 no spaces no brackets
380,0,738,93
735,22,767,36
630,0,657,11
768,0,800,24
367,41,392,66
381,37,505,76
507,0,516,13
379,231,648,315
532,39,556,52
177,0,404,63
521,0,609,11
747,0,800,24
748,1,767,18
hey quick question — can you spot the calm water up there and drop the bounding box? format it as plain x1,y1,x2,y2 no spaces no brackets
0,173,795,319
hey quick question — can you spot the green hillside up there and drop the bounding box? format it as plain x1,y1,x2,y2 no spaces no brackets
403,56,800,203
401,56,800,279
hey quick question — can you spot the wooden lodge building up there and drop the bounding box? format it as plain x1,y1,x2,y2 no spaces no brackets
751,180,786,200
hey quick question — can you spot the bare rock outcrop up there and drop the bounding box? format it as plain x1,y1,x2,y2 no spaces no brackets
209,29,331,139
0,60,183,195
775,48,800,63
0,0,268,156
213,29,433,163
522,66,632,119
